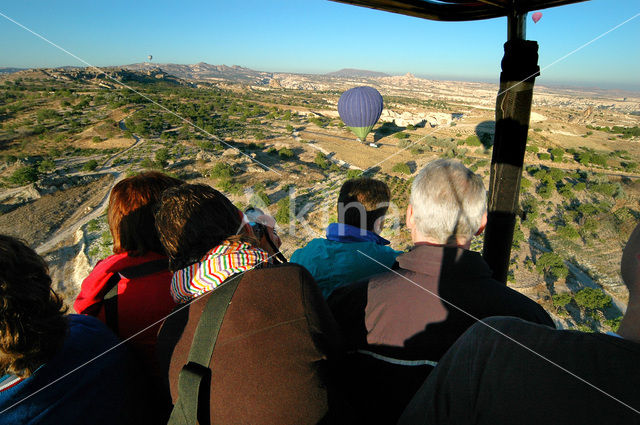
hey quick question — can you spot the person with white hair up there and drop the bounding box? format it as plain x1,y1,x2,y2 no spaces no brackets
398,220,640,425
328,158,554,425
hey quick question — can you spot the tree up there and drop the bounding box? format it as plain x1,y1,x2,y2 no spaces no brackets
278,148,294,159
536,252,569,280
209,162,233,179
37,159,55,174
557,225,579,240
275,196,290,224
9,165,38,184
82,160,99,171
536,182,553,199
155,148,170,168
552,293,572,309
250,183,270,207
463,135,482,146
314,152,329,170
392,162,411,175
36,109,59,122
574,287,612,311
346,169,363,179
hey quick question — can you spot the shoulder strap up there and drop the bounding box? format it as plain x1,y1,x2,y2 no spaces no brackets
168,274,243,425
103,258,169,334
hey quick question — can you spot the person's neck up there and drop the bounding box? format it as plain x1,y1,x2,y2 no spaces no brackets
412,231,471,250
618,295,640,343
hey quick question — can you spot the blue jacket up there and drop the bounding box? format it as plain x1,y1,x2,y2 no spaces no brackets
0,315,147,425
290,223,402,298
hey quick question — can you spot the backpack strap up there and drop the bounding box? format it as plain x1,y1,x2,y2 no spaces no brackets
103,258,169,334
168,274,243,425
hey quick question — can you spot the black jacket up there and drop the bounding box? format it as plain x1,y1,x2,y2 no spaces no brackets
328,244,555,424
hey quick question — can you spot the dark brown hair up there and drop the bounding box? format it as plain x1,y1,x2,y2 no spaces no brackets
0,235,67,377
155,184,256,271
337,178,391,231
108,171,183,256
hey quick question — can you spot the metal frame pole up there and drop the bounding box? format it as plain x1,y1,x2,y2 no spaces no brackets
482,12,540,284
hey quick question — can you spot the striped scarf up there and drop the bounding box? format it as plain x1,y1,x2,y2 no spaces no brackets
171,241,269,303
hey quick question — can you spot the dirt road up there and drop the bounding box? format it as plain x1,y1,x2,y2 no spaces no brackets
36,121,143,254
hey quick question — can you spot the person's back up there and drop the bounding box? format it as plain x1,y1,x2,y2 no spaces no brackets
399,317,640,425
157,263,345,424
74,251,174,361
0,315,145,425
290,178,401,298
329,245,554,424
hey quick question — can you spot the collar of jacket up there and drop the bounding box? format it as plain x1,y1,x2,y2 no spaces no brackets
397,244,493,278
325,223,391,245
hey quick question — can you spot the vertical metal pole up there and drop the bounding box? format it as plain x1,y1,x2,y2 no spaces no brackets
482,12,539,284
508,10,526,41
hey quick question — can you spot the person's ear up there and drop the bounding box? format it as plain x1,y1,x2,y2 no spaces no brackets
475,212,488,236
373,216,385,234
406,204,415,230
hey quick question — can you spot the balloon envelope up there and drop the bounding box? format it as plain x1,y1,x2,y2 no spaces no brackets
532,12,542,23
148,54,153,61
338,86,383,141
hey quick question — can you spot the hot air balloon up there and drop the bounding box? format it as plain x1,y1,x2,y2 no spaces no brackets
338,86,383,142
148,54,153,62
532,12,542,23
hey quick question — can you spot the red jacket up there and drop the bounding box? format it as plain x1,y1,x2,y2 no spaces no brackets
74,251,176,363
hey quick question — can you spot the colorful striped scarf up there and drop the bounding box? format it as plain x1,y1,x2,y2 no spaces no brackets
170,241,269,303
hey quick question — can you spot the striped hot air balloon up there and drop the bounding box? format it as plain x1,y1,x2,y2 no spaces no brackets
338,86,384,142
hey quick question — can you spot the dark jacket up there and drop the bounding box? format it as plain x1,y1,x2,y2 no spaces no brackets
0,315,148,425
399,317,640,425
328,244,555,424
157,263,347,425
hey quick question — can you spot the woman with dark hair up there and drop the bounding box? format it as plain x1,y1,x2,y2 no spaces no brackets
74,171,183,364
156,184,268,303
155,184,349,424
0,235,145,424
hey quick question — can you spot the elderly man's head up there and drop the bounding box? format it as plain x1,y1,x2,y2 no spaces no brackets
408,159,487,246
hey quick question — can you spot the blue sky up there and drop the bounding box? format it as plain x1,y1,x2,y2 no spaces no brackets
1,0,639,90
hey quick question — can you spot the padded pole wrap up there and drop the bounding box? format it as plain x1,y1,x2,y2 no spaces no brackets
482,39,539,284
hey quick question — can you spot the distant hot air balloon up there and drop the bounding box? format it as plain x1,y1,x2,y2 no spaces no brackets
148,54,153,62
338,86,383,142
532,12,542,23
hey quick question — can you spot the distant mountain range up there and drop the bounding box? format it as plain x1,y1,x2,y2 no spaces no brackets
123,63,391,85
0,67,26,74
325,68,390,78
124,62,272,83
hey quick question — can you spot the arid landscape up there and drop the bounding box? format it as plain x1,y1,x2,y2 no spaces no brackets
1,63,639,333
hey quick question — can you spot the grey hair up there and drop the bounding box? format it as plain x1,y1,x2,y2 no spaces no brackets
410,158,487,244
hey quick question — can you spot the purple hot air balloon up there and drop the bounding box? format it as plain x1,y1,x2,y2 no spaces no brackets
338,86,384,141
532,12,542,23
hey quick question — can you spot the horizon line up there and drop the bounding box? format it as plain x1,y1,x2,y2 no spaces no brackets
2,62,640,94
